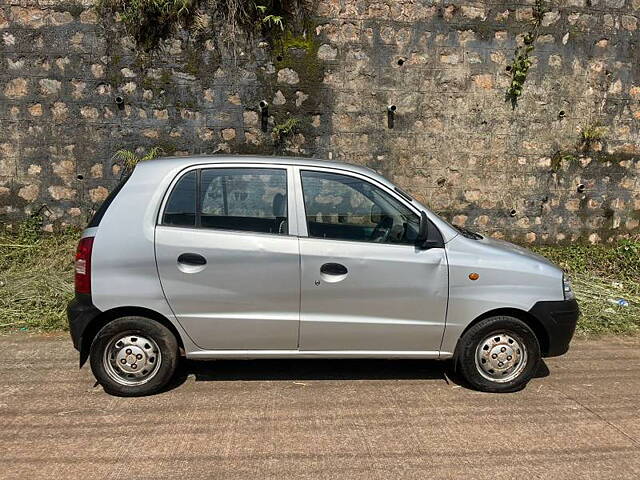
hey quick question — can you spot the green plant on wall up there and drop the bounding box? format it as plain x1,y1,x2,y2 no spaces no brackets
99,0,198,50
549,123,612,172
99,0,304,50
113,146,164,176
272,118,300,143
255,4,284,30
550,151,578,172
505,0,546,108
579,124,607,151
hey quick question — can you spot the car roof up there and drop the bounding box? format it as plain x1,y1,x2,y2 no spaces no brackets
136,154,381,179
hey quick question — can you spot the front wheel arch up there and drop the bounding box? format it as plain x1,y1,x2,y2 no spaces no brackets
453,307,549,361
80,307,184,367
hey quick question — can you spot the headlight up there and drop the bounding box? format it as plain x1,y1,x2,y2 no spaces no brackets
563,275,575,300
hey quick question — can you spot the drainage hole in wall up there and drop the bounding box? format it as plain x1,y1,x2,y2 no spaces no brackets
509,209,517,217
577,184,586,193
397,58,405,66
76,174,84,180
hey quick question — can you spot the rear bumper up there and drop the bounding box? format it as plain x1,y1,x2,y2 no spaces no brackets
529,299,580,357
67,293,101,352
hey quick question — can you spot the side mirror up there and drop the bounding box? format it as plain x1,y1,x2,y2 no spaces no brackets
416,211,440,249
416,211,429,245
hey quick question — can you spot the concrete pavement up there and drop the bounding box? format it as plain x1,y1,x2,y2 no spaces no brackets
1,333,639,479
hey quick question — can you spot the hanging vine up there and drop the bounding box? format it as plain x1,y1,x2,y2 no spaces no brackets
505,0,547,108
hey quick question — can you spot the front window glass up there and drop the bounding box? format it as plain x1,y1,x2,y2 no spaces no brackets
300,170,419,245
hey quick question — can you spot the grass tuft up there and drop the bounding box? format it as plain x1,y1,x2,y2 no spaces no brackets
0,221,78,331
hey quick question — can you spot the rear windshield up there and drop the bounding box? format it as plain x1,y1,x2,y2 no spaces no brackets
87,174,131,227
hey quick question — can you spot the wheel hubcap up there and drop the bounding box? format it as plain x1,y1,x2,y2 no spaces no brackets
475,332,527,383
103,334,161,386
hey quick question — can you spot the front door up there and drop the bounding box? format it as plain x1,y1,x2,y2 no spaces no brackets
297,169,448,352
155,166,300,350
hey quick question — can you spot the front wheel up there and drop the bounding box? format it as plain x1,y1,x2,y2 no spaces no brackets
455,316,541,393
89,317,178,397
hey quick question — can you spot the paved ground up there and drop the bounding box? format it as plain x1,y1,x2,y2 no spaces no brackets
1,333,639,479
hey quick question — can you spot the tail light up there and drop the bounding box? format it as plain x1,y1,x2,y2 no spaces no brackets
75,237,94,294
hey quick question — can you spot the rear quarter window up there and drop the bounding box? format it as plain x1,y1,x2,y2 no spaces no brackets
162,170,197,227
88,174,131,227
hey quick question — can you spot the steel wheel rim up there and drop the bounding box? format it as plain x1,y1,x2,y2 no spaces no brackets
103,333,162,386
474,332,528,383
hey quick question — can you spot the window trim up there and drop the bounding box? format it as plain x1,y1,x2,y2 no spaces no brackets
157,164,295,238
296,167,426,247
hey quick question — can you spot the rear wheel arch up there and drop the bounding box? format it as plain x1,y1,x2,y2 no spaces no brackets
80,306,184,367
454,308,549,359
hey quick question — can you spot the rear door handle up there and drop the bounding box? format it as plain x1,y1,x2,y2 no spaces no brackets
320,263,348,276
178,253,207,266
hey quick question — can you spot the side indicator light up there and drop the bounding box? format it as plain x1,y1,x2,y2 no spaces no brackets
469,273,479,281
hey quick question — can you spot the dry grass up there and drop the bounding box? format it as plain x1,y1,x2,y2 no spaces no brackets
0,224,77,331
532,241,640,336
570,274,639,335
1,222,638,336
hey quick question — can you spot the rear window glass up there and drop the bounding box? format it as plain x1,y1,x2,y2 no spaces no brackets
88,174,131,228
160,168,288,235
199,168,287,234
162,170,197,227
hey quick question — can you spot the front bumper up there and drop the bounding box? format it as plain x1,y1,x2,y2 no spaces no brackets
67,293,101,352
529,299,580,357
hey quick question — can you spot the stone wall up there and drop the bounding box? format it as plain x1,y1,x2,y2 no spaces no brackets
1,0,639,243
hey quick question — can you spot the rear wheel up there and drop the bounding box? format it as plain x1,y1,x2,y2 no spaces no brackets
89,317,178,397
456,316,540,393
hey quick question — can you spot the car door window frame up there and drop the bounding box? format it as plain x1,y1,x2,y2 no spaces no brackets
293,166,433,247
157,163,300,237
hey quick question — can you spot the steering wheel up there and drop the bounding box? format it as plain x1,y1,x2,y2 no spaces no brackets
370,216,393,243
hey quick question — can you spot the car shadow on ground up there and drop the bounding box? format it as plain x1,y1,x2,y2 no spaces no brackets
162,358,550,393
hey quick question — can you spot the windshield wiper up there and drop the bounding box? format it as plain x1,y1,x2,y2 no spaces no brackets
454,225,483,240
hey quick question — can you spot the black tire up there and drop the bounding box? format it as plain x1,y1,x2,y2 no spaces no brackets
455,316,541,393
89,316,178,397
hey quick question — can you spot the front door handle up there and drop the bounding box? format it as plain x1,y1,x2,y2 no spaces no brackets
178,253,207,266
320,263,348,276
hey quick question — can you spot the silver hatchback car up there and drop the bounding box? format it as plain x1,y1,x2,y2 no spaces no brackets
67,156,579,396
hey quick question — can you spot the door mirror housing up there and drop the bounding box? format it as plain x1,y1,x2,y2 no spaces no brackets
416,212,440,249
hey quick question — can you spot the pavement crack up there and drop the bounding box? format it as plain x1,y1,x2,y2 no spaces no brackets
554,389,640,448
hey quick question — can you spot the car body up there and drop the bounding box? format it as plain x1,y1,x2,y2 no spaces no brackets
67,156,579,395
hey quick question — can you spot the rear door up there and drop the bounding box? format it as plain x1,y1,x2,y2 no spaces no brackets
155,165,300,350
296,168,448,352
